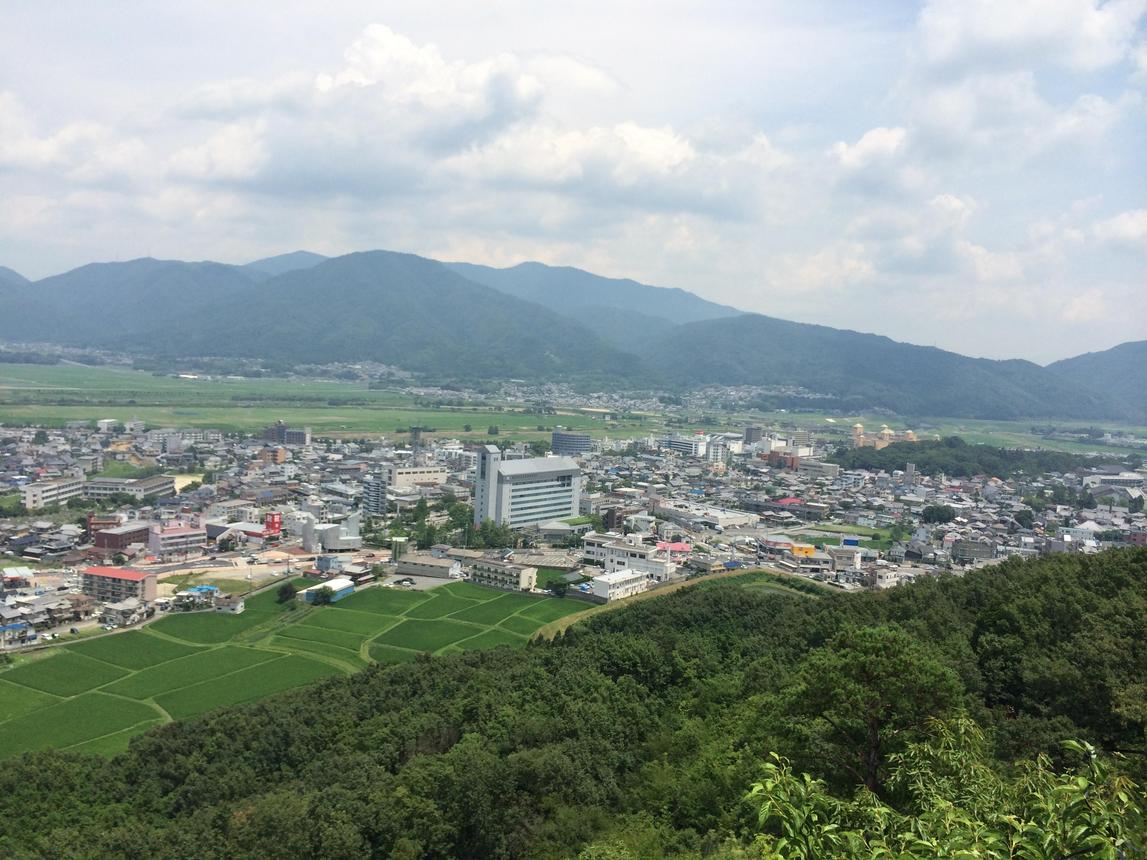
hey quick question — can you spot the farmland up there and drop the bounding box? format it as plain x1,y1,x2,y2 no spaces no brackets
3,360,1133,451
0,579,593,759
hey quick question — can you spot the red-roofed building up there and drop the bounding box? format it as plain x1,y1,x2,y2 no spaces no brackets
81,567,157,603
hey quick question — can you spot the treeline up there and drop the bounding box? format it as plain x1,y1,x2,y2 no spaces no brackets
1,550,1146,857
828,436,1110,478
0,349,59,365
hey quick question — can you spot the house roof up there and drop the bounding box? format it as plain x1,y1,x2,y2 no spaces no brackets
83,567,152,582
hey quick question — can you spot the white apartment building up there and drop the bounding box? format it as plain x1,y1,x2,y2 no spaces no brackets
147,523,206,558
473,446,581,527
582,531,676,581
591,568,652,602
21,476,85,510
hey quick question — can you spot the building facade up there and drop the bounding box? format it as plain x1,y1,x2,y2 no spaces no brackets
21,476,85,510
551,430,592,457
591,568,652,601
473,446,581,527
81,567,158,603
467,558,537,591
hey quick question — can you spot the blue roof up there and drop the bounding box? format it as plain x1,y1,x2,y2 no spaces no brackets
186,585,220,593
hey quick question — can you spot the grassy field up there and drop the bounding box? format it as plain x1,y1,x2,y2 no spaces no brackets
0,579,595,759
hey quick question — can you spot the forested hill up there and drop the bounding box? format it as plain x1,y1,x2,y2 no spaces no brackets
827,435,1123,478
3,550,1146,858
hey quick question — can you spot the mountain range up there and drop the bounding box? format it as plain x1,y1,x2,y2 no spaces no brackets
0,251,1143,421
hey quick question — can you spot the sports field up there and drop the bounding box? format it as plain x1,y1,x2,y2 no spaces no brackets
0,579,592,759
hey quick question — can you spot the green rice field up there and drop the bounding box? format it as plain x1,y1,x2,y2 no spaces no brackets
0,579,593,759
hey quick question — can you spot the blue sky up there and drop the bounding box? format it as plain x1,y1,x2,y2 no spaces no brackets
1,0,1144,362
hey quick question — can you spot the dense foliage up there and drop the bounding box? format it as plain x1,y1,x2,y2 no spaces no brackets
2,550,1146,858
828,435,1105,478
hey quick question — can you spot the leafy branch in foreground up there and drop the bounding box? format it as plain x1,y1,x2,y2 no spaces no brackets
748,718,1146,859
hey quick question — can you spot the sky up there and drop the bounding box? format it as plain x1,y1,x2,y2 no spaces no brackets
1,1,1145,364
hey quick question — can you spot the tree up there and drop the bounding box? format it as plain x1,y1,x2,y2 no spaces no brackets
921,505,955,524
1013,508,1034,529
112,552,128,565
785,625,962,794
749,722,1146,859
412,498,430,523
487,425,499,435
311,586,334,606
33,429,48,444
276,582,297,604
463,424,472,433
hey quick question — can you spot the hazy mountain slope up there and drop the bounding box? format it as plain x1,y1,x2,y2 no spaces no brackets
447,261,741,325
1047,340,1147,417
0,259,260,344
648,313,1131,420
170,251,646,382
243,250,328,278
0,266,29,287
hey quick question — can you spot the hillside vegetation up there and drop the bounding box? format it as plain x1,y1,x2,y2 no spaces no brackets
1,550,1145,858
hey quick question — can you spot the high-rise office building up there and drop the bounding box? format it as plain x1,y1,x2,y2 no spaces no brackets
474,445,581,527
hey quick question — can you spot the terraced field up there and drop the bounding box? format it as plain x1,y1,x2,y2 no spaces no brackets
0,578,593,759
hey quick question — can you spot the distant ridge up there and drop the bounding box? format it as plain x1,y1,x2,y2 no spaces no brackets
0,265,29,287
243,250,328,278
1047,340,1147,417
0,249,1142,420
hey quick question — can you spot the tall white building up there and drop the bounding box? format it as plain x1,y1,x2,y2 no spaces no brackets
473,445,581,527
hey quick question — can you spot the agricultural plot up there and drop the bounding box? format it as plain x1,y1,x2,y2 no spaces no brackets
0,693,159,759
104,646,279,700
515,598,593,625
151,609,275,644
497,615,548,637
449,592,545,626
0,580,595,760
270,637,369,668
0,679,59,721
68,631,201,670
403,593,481,619
335,587,429,615
155,655,340,719
300,608,393,636
455,629,528,651
276,624,365,651
375,619,486,652
369,643,421,663
245,578,315,612
1,651,128,696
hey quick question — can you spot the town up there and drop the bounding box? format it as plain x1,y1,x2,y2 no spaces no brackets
3,415,1144,650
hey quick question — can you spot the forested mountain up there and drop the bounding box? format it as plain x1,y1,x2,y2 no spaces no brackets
175,252,646,383
446,260,741,324
0,259,260,344
646,312,1133,420
2,550,1145,858
1048,340,1147,416
1,250,1144,419
243,250,328,278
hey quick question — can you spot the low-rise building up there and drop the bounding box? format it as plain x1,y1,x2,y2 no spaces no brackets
81,567,158,603
394,554,462,579
21,476,85,510
591,568,652,601
467,559,537,591
148,523,206,558
583,531,677,581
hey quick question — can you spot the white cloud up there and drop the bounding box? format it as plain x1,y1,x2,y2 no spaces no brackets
832,127,907,169
918,0,1147,71
1061,287,1108,321
1094,209,1147,245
